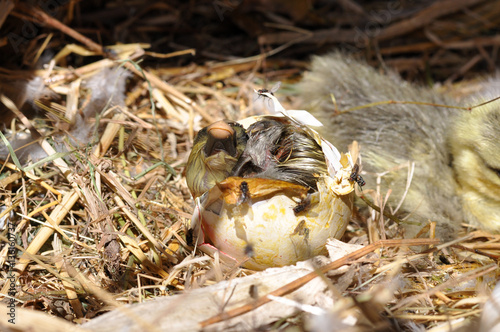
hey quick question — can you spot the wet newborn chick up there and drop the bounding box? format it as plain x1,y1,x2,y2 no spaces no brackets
185,120,248,198
230,118,328,191
298,52,500,240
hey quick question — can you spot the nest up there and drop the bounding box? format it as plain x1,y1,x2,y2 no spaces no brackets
0,1,499,331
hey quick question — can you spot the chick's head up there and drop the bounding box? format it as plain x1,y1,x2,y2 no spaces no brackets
449,100,500,231
186,120,248,198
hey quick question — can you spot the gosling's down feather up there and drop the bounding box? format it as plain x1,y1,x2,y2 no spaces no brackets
0,67,130,164
298,52,500,239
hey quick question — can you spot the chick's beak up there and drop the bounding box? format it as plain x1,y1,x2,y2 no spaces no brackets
204,121,238,157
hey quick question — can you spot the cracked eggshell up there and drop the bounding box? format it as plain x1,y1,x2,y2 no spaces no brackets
191,109,356,270
199,176,353,270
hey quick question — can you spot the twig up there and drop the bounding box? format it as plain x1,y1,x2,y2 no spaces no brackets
376,0,487,41
15,4,104,54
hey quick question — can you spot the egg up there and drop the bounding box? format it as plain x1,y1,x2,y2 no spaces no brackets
188,97,355,269
196,175,353,270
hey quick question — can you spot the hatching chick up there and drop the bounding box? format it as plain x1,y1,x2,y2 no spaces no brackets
230,118,328,191
298,52,500,240
185,120,248,198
